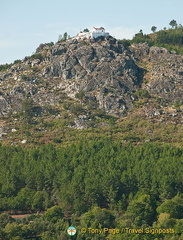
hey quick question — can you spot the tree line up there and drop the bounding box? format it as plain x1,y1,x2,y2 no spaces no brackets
128,20,183,55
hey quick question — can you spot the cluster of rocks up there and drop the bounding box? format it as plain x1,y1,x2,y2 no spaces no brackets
130,43,183,101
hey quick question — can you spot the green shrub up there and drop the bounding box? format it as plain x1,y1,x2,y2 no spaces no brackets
32,66,39,73
0,63,13,71
70,103,85,116
30,53,44,61
44,206,64,223
47,42,54,47
53,137,62,143
21,75,30,81
135,89,151,98
173,100,182,110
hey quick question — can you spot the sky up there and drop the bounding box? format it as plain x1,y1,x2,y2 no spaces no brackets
0,0,182,64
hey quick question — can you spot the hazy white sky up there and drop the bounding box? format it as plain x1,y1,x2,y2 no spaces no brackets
0,0,182,64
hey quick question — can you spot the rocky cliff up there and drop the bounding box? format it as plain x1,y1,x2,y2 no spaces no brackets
0,37,182,117
130,43,183,100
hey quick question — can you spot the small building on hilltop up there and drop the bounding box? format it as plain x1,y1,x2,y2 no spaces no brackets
91,27,109,38
74,27,109,40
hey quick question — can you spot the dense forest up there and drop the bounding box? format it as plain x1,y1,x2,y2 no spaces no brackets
0,140,182,239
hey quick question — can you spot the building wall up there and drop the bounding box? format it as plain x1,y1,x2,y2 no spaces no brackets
78,32,91,38
92,32,109,38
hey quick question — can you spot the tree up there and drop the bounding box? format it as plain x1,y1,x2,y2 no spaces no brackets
58,34,63,41
139,29,143,35
13,188,35,211
157,196,183,219
83,28,89,32
80,206,115,229
151,26,157,33
155,213,176,229
63,32,68,41
58,32,69,42
0,213,14,228
44,206,64,223
123,194,156,226
31,191,45,211
4,222,23,239
21,98,34,126
169,19,177,28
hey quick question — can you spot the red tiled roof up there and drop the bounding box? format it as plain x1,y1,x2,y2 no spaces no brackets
93,27,105,30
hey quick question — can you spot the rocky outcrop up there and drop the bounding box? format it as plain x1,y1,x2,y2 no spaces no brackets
0,96,11,116
130,43,183,101
48,37,143,115
0,38,182,117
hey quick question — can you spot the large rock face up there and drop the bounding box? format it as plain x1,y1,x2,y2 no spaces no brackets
130,43,183,101
0,38,183,117
48,37,143,115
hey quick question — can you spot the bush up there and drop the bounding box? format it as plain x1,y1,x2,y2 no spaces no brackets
75,90,85,102
173,100,182,110
135,89,151,98
0,63,13,71
21,75,30,81
119,39,131,48
13,59,21,64
53,137,62,143
32,66,39,73
47,42,54,47
30,53,44,61
44,206,64,223
70,103,85,116
131,33,153,45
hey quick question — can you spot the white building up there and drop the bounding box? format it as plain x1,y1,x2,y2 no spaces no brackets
74,27,109,40
91,27,109,38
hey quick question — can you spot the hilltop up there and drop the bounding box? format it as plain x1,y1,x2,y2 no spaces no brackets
0,34,182,146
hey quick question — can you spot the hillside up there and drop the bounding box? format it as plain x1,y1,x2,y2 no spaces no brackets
0,35,182,146
130,25,183,54
0,33,183,240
